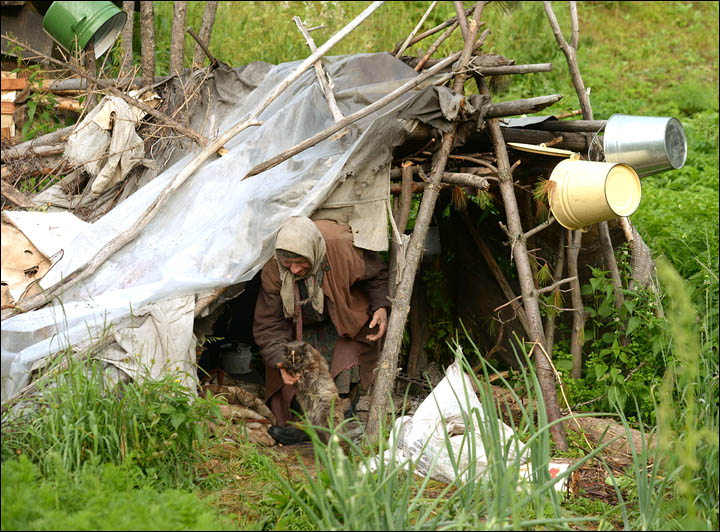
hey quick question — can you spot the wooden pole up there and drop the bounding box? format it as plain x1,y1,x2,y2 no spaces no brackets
193,1,219,68
477,74,568,451
140,1,155,87
120,1,135,77
366,1,489,443
83,39,97,112
543,1,627,368
170,1,188,77
293,16,344,123
395,1,439,58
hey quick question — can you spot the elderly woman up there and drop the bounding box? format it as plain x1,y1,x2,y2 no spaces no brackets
253,216,389,445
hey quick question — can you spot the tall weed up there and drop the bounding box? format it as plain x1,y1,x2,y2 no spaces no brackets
1,350,224,490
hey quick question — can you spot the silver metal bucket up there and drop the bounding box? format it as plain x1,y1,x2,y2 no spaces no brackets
603,114,687,177
220,343,253,375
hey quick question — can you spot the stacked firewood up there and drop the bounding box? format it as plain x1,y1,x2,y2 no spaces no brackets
200,370,276,447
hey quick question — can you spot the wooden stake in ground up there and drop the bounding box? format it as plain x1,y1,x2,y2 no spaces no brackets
193,1,219,69
170,1,188,77
477,74,568,451
366,1,489,443
543,0,628,364
140,1,155,87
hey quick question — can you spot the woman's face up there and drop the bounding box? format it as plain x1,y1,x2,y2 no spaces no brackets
280,257,311,278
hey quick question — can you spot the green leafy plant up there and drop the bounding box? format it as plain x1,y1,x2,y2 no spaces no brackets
1,349,224,490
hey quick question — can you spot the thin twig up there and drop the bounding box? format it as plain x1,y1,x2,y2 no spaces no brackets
395,1,439,58
524,214,556,240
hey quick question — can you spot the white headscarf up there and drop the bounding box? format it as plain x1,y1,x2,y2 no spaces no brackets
274,216,327,319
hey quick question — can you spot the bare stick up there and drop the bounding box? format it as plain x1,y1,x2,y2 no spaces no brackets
395,1,439,58
544,1,627,339
366,1,488,443
170,2,188,76
523,214,555,240
391,3,476,55
485,94,563,118
478,72,568,451
120,1,135,77
193,1,219,68
493,276,576,314
140,1,155,87
414,20,459,71
471,63,553,76
452,1,470,42
187,27,217,68
2,2,385,321
242,48,462,179
544,232,566,353
293,16,344,123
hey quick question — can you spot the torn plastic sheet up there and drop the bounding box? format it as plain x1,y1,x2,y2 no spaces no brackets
1,53,449,402
65,95,146,196
368,359,525,484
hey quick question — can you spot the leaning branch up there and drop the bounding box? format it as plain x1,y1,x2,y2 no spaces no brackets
242,48,463,179
293,16,344,123
395,1,439,58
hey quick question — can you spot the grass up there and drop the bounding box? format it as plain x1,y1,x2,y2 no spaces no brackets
1,457,237,531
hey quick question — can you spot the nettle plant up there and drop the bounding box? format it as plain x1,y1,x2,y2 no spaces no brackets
557,252,670,424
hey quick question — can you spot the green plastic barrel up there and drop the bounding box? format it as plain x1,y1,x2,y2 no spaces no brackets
42,1,127,58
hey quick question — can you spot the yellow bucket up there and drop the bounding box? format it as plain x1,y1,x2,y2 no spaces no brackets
548,159,641,230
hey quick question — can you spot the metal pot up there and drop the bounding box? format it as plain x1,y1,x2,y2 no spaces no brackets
603,114,687,177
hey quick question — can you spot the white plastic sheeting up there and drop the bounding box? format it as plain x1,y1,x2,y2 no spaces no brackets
368,359,524,483
1,53,429,402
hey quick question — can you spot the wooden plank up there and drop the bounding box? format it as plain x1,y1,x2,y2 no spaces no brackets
0,78,26,91
1,127,10,141
1,101,15,114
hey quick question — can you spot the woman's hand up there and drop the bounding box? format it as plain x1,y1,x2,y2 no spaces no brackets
366,307,388,342
277,362,299,385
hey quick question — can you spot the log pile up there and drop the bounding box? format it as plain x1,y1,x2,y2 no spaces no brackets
200,371,277,447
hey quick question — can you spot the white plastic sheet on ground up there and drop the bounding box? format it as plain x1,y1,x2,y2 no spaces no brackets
1,53,443,402
368,359,525,483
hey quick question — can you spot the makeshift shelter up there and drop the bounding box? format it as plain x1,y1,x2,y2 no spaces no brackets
1,3,665,453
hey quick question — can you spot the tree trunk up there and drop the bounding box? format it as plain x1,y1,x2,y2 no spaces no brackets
83,39,97,113
567,229,586,379
544,231,566,355
140,1,155,87
366,2,488,443
193,1,219,68
169,1,188,77
543,0,627,362
480,87,568,451
120,1,135,76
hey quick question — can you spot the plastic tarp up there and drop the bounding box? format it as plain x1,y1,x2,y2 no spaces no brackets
1,52,452,402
